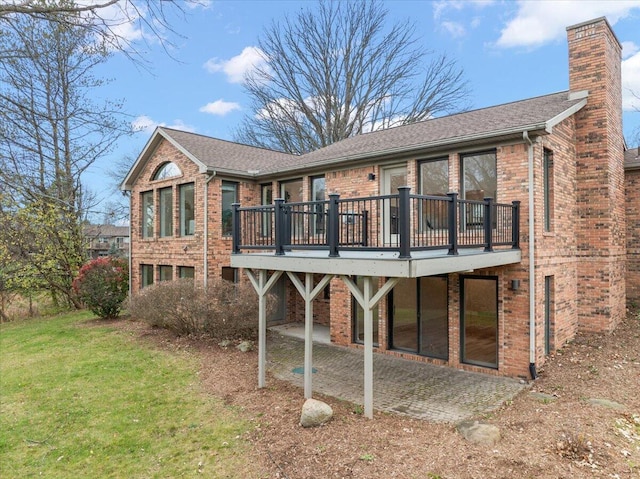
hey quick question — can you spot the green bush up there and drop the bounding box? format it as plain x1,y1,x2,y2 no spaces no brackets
127,278,275,340
72,257,129,319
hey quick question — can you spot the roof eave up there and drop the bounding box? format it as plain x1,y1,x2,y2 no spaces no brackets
545,94,588,133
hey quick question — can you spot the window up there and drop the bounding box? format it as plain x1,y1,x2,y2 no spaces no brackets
141,191,154,239
543,149,554,232
179,183,195,236
159,265,173,281
141,264,154,288
159,187,173,237
153,162,181,180
311,175,326,235
261,183,273,237
544,276,554,355
281,179,304,236
221,181,238,236
221,267,237,283
461,151,497,229
179,266,195,279
352,276,379,345
460,151,497,201
461,276,498,369
419,158,449,230
280,179,303,203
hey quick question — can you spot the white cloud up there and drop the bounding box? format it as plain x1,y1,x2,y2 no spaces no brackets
496,0,640,49
203,46,268,84
441,21,466,38
622,41,640,59
131,115,196,133
622,52,640,111
199,99,241,116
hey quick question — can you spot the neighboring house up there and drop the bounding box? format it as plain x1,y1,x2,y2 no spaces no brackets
122,18,637,415
84,224,130,259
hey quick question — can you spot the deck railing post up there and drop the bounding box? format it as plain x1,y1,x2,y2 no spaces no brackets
484,197,494,252
398,186,411,258
512,200,521,249
274,198,285,256
328,193,340,257
232,203,241,254
447,192,459,255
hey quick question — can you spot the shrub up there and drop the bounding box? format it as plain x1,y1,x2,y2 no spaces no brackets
127,278,275,340
72,257,129,319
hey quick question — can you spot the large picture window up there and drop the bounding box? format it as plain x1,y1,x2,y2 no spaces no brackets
159,187,173,237
419,158,449,230
261,183,273,238
461,276,498,369
221,181,238,236
179,183,195,236
141,191,154,239
461,151,497,201
544,149,554,232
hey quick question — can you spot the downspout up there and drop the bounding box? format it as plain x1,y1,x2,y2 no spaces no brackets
125,191,132,298
523,131,537,380
203,172,216,289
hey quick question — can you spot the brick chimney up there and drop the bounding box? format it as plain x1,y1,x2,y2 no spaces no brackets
567,17,625,331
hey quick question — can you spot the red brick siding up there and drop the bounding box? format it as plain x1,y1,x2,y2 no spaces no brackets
568,19,626,332
626,168,640,302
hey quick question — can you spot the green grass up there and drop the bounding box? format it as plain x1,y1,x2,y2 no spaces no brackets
0,312,254,478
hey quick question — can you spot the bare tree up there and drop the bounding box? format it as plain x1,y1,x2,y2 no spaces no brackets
0,0,193,62
0,8,129,307
234,0,470,155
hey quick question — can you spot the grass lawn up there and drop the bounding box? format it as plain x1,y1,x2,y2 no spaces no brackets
0,312,254,478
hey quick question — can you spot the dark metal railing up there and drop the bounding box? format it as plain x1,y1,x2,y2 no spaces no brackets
232,187,520,258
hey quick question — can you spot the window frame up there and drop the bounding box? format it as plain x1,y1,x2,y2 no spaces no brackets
152,162,181,181
310,175,326,235
159,186,173,238
178,266,195,279
141,264,154,289
221,181,238,237
179,183,195,236
159,265,173,282
141,190,154,239
543,148,554,232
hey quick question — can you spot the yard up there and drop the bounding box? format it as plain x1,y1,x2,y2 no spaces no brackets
1,309,639,478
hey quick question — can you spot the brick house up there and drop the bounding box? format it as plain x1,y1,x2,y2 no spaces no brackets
84,224,130,259
122,18,637,417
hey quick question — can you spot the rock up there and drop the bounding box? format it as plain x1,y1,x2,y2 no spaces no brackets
300,398,333,428
529,391,558,403
587,398,626,410
236,341,253,352
218,340,232,348
457,420,501,446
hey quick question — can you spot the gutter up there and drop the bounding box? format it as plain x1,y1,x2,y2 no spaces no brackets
523,131,537,380
203,171,216,288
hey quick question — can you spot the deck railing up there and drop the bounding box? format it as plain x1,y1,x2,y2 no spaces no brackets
232,187,520,258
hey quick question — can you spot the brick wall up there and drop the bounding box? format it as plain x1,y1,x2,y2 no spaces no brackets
626,167,640,303
567,18,626,331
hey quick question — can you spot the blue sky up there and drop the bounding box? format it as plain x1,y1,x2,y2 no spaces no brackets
88,0,640,214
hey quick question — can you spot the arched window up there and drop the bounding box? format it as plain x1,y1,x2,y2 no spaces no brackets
152,162,181,180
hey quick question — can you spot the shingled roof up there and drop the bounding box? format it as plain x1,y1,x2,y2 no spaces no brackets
271,90,587,174
122,90,588,189
159,128,299,173
625,146,640,170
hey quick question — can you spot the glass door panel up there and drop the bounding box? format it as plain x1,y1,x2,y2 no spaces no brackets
390,278,417,352
419,276,448,359
461,276,498,368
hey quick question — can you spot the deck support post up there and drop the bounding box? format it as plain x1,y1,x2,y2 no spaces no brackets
246,269,283,388
287,272,334,399
341,276,399,419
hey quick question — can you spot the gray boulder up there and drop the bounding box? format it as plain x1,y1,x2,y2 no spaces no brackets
236,341,253,352
457,420,501,446
300,398,333,428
